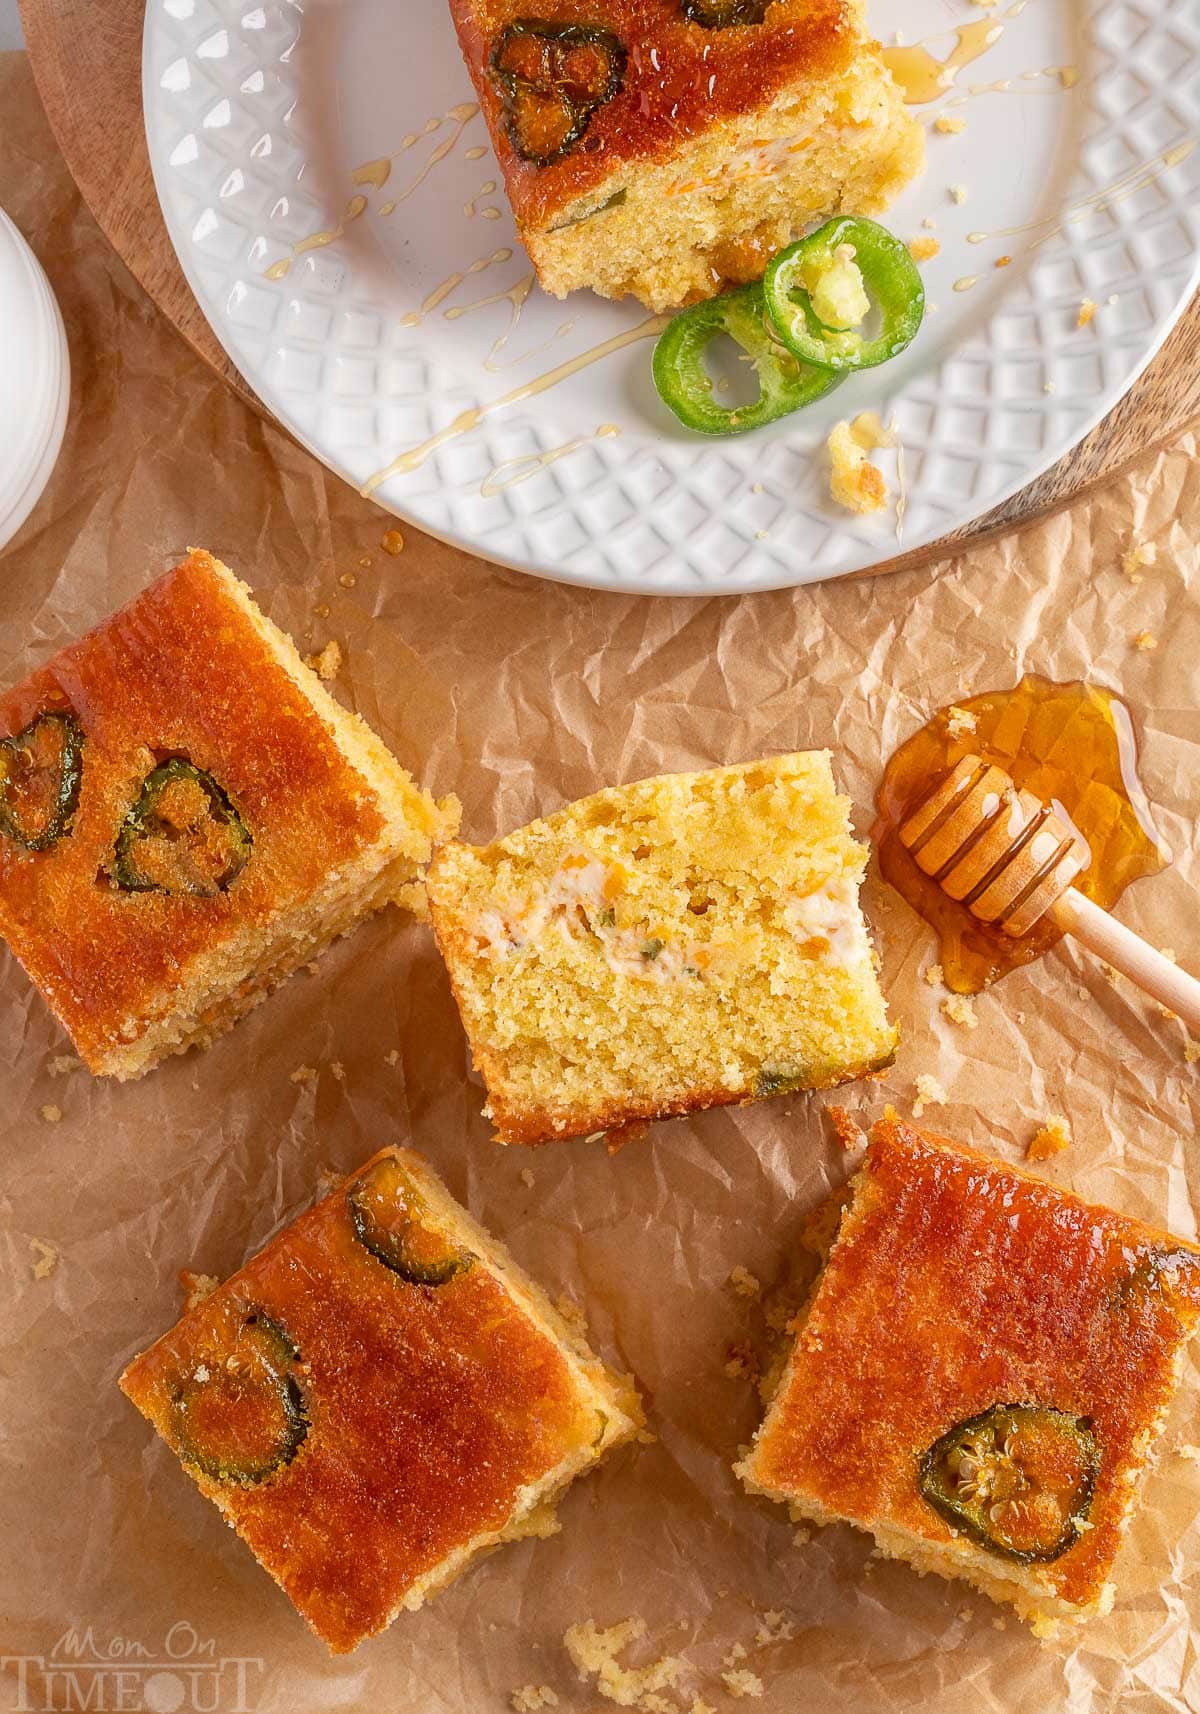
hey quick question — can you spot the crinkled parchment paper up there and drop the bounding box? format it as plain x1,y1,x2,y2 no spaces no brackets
2,50,1199,1714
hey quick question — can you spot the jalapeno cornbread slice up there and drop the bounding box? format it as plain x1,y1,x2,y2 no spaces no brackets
736,1116,1200,1631
0,549,458,1078
450,0,923,310
120,1146,642,1653
426,753,895,1146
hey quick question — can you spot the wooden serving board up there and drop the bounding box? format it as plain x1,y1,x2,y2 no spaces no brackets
19,0,1200,573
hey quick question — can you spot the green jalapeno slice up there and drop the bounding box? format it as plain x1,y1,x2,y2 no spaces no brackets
763,216,925,372
348,1156,473,1287
113,759,250,895
652,281,844,435
169,1311,308,1486
490,20,625,166
681,0,771,26
0,711,85,851
919,1403,1098,1562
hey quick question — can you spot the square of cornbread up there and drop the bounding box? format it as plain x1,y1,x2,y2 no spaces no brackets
0,549,457,1079
120,1146,642,1653
426,753,896,1145
736,1115,1200,1631
450,0,923,310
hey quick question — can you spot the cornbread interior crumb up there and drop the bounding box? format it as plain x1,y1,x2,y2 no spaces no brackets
828,420,889,515
511,1686,559,1713
427,754,895,1144
563,1617,686,1709
940,993,978,1029
722,1669,765,1698
728,1265,763,1299
1027,1114,1071,1161
912,1072,948,1117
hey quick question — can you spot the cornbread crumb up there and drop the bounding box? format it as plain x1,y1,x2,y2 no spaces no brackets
754,1610,795,1645
1077,298,1097,328
30,1237,59,1280
1132,630,1158,651
941,993,978,1029
1027,1113,1071,1161
1099,961,1122,986
290,1065,317,1084
690,1701,717,1714
562,1619,686,1710
945,705,977,739
912,1073,948,1118
722,1670,765,1699
949,183,968,203
828,420,888,514
40,1104,62,1123
924,962,945,988
1185,1039,1200,1064
723,1643,748,1666
995,255,1011,268
330,1060,346,1082
934,115,966,135
385,1048,400,1066
729,1265,762,1299
520,1167,536,1189
1122,541,1158,582
827,1104,865,1151
180,1270,220,1310
792,1525,812,1545
511,1687,559,1713
555,1295,589,1341
47,1055,76,1077
908,236,940,261
1177,1443,1200,1462
305,639,343,681
725,1343,761,1382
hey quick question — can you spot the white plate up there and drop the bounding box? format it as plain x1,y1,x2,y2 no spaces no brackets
0,209,70,552
142,0,1200,595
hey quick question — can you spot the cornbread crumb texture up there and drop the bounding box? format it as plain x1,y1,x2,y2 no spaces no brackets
737,1116,1200,1629
563,1618,686,1709
722,1669,765,1698
1027,1113,1071,1161
934,115,966,135
945,705,977,739
30,1236,59,1280
828,419,888,515
941,993,977,1029
1078,298,1098,328
511,1687,559,1712
0,550,456,1080
912,1073,947,1117
728,1264,762,1299
1122,540,1157,582
923,962,944,987
304,639,343,681
456,0,924,310
427,754,895,1145
121,1148,641,1653
908,235,940,261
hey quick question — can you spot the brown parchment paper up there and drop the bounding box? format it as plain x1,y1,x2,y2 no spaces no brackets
2,48,1200,1714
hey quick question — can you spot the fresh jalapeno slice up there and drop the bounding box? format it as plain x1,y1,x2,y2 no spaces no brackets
348,1156,473,1287
490,20,625,166
169,1310,308,1486
763,217,925,372
0,711,85,852
113,759,251,896
919,1403,1098,1562
681,0,771,26
652,281,844,435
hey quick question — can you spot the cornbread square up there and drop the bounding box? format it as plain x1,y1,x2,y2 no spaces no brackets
120,1146,642,1653
737,1115,1200,1630
426,753,896,1145
450,0,923,310
0,549,457,1078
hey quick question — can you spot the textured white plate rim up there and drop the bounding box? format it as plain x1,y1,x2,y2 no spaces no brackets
141,0,1200,596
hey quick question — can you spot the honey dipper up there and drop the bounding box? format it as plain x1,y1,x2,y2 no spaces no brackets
899,755,1200,1034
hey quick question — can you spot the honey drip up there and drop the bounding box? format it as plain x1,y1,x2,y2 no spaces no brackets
883,20,1004,104
873,676,1170,993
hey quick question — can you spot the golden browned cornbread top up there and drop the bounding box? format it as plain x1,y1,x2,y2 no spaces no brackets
451,0,860,230
750,1117,1200,1610
0,552,394,1066
120,1149,601,1654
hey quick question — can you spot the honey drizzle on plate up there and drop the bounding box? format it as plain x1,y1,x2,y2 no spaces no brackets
883,20,1005,104
481,425,621,496
873,676,1170,993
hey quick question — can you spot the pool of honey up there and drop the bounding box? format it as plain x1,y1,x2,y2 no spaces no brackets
872,675,1171,993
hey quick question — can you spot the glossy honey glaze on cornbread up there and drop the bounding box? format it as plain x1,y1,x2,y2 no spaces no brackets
451,0,860,229
0,551,432,1068
120,1150,608,1654
748,1117,1200,1611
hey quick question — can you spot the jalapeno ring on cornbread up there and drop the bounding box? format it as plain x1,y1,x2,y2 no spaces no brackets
490,20,626,166
0,709,84,852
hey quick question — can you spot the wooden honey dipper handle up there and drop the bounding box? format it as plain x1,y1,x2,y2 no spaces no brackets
1050,890,1200,1035
899,754,1200,1036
